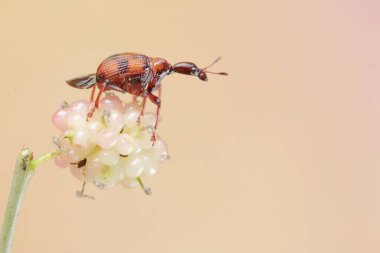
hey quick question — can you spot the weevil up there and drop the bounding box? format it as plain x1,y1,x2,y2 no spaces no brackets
66,52,227,141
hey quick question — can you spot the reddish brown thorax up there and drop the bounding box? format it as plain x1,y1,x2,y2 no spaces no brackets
150,57,172,90
152,57,171,73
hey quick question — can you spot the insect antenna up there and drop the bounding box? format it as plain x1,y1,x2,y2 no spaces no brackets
204,70,228,75
202,57,228,76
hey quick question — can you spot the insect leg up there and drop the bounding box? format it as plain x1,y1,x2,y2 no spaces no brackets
158,84,162,100
87,83,106,118
94,83,106,108
147,91,161,143
90,85,97,102
137,95,148,124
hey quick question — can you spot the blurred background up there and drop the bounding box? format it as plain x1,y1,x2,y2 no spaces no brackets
1,0,380,252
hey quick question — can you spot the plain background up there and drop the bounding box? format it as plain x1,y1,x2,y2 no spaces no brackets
1,0,380,252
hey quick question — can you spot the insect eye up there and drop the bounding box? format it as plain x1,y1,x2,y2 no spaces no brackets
191,67,198,75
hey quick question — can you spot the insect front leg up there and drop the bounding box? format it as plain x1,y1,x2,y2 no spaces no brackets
147,91,161,143
137,94,148,124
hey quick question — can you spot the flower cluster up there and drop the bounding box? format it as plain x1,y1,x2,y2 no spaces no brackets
51,94,168,192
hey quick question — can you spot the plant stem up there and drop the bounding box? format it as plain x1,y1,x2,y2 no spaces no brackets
29,151,58,171
0,147,32,253
136,177,151,195
0,148,57,253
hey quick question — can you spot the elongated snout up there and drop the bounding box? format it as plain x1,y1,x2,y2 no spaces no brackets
172,62,208,81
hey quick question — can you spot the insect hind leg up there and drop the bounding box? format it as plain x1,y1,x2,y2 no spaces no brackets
87,82,106,119
90,85,97,102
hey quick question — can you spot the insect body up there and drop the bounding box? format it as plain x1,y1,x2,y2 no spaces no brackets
66,52,227,141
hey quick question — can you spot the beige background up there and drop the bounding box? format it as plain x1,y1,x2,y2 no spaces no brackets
1,0,380,252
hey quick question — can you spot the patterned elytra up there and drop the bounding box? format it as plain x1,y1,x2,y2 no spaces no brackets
96,53,152,95
116,55,129,74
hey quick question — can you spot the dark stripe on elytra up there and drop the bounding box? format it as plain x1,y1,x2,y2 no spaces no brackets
117,57,129,74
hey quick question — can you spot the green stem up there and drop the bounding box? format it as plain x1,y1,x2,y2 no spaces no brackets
29,151,58,171
136,177,151,195
0,148,57,253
